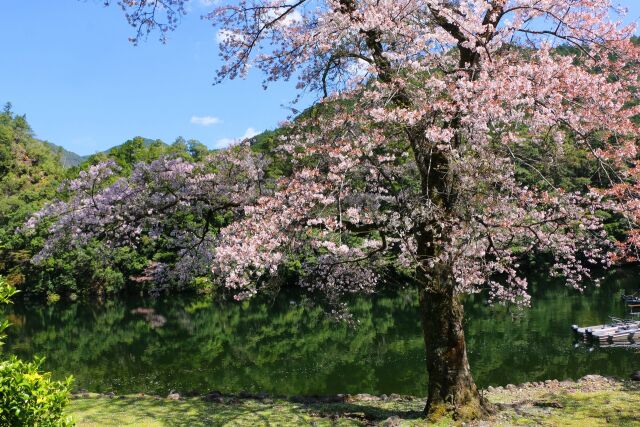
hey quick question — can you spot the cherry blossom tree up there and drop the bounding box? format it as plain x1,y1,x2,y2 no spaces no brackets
25,145,268,288
600,141,640,262
35,0,640,419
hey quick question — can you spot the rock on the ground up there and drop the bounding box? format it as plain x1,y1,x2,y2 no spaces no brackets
631,371,640,381
167,392,181,400
382,416,402,427
580,374,605,382
354,393,381,401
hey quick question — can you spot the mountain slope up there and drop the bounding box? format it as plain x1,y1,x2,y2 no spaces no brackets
44,142,88,168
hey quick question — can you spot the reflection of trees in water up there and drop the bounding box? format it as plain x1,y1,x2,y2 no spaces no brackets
2,268,639,395
131,307,166,328
3,292,426,396
465,268,640,388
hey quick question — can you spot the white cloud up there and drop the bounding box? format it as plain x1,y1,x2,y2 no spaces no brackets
347,58,371,78
184,0,217,13
190,115,221,126
214,127,260,148
276,9,303,27
216,29,247,45
214,138,235,148
260,8,303,27
241,127,259,139
215,9,301,47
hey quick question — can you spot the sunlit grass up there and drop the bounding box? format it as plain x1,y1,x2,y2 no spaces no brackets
68,393,428,426
67,383,640,426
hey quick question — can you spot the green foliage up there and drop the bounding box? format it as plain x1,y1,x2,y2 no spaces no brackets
0,356,73,427
0,276,17,347
0,105,124,297
1,98,635,298
0,276,73,426
0,104,218,297
0,105,66,289
191,276,217,294
0,276,17,306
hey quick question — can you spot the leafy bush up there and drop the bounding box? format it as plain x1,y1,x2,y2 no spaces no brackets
0,276,74,426
0,357,73,426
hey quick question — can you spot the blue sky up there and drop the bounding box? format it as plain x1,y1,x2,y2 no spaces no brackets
1,0,640,155
0,0,305,154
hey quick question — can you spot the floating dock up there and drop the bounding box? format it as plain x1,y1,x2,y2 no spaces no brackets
572,319,640,344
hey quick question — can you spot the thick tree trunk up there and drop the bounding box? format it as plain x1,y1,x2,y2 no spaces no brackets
419,276,489,420
347,7,488,418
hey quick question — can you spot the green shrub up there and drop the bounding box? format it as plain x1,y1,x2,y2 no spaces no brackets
0,276,74,426
0,356,73,426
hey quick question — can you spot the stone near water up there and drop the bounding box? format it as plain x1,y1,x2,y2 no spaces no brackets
382,416,401,427
580,375,604,382
354,393,380,401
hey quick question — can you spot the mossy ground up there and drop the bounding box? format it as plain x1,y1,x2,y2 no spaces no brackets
67,376,640,426
68,394,427,426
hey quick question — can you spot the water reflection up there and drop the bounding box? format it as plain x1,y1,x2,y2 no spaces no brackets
2,268,639,396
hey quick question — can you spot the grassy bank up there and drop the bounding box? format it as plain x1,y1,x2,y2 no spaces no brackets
67,375,640,426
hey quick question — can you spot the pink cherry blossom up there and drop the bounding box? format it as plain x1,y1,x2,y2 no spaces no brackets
38,0,640,418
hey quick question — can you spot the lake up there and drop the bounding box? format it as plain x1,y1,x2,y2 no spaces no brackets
2,268,639,397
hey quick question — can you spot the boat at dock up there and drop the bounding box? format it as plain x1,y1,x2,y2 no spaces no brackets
572,317,635,335
572,318,640,344
622,293,640,305
592,326,640,340
588,322,640,338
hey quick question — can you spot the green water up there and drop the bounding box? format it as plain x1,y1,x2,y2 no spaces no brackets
2,268,639,397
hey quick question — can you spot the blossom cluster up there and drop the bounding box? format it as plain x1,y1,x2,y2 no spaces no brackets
48,0,640,305
24,144,267,288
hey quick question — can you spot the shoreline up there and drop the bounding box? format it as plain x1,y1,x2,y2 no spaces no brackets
67,374,640,426
70,373,636,402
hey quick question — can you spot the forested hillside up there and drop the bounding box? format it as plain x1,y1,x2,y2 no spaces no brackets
0,103,65,292
0,103,249,298
0,98,634,301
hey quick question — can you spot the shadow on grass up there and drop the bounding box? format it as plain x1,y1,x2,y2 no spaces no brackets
69,395,427,426
621,379,640,392
299,400,424,423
